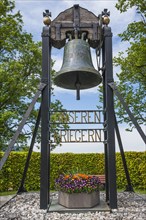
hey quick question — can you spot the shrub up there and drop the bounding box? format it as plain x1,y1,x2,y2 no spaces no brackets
0,151,145,192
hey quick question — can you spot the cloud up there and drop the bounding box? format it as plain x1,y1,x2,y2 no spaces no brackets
52,142,104,153
52,53,63,72
15,0,137,40
14,0,137,89
15,0,137,62
52,124,145,153
53,85,101,96
14,0,144,153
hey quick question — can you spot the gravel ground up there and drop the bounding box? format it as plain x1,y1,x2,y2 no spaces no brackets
0,192,146,219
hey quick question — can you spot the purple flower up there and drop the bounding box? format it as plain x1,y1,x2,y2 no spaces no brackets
55,173,100,194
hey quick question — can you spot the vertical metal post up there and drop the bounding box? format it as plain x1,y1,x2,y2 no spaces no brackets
103,26,117,209
40,26,51,209
102,44,109,202
114,114,134,192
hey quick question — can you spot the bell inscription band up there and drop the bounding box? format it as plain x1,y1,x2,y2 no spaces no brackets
54,39,102,100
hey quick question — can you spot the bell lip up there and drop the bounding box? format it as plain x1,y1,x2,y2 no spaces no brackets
54,82,102,90
54,70,102,90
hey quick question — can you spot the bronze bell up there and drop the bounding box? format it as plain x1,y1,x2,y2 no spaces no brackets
54,39,102,100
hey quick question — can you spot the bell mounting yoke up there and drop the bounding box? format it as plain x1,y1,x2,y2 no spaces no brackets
50,4,103,49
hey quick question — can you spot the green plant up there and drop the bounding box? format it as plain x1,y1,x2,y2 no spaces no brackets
0,151,145,191
55,173,101,193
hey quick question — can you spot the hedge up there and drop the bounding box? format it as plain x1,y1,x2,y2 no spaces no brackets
0,151,145,192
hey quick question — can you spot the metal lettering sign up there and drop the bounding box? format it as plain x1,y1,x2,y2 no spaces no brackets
50,110,104,143
50,110,103,124
51,129,104,143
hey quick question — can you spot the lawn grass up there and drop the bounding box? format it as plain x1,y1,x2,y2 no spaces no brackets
117,189,146,194
0,190,55,196
0,191,17,196
133,189,146,195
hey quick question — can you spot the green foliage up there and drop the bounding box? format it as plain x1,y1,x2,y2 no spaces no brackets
114,0,146,129
0,152,40,191
0,0,68,151
0,152,145,192
115,0,145,13
116,152,146,189
50,153,104,189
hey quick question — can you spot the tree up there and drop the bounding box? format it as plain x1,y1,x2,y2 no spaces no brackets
0,0,67,151
113,0,146,130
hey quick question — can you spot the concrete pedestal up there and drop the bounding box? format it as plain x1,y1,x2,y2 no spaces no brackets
58,191,100,208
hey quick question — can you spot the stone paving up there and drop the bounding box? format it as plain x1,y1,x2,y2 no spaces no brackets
0,192,146,219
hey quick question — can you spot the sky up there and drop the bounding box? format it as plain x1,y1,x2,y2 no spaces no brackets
14,0,145,153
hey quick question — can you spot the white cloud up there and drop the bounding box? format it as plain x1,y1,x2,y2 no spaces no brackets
115,125,145,152
52,142,104,153
53,85,100,96
15,0,137,41
34,124,145,153
53,85,74,95
51,125,146,153
14,0,144,153
52,54,63,72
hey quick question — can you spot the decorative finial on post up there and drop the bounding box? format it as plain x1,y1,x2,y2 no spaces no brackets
102,9,110,25
43,10,52,26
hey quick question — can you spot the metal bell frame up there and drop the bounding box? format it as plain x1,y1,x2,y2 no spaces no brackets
40,6,117,210
0,5,145,212
40,6,145,210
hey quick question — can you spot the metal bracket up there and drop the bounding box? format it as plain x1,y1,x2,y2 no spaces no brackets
42,26,50,37
55,24,61,41
103,26,112,37
103,108,107,113
41,78,49,85
92,23,98,40
73,4,80,31
104,140,108,144
108,82,117,90
38,82,47,90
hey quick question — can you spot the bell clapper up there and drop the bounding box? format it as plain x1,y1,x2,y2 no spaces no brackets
74,27,79,39
75,82,81,100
